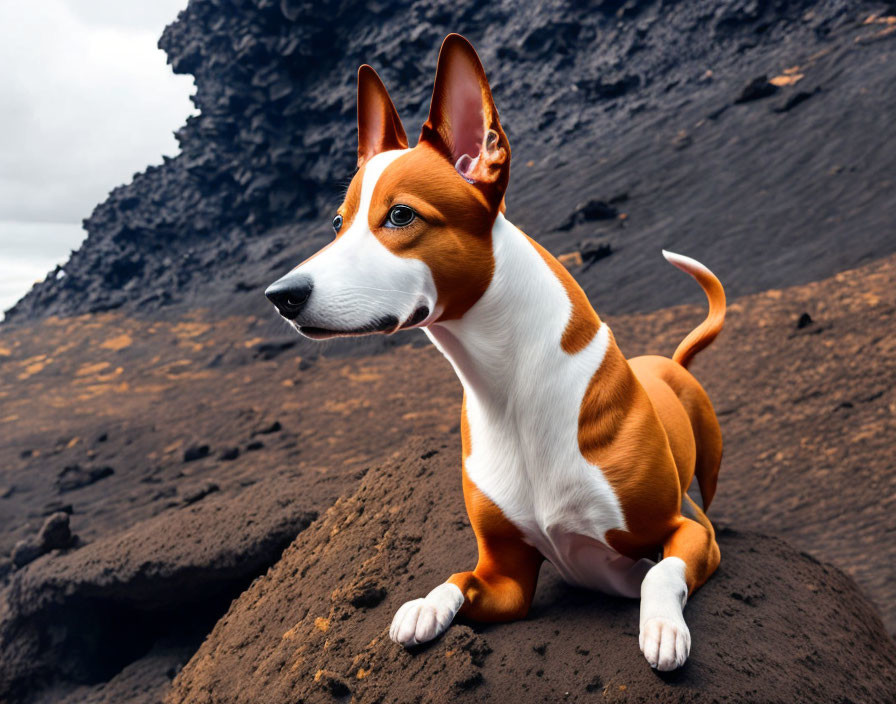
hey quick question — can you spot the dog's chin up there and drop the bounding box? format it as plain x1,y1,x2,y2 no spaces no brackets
290,305,431,341
291,315,401,340
296,325,383,340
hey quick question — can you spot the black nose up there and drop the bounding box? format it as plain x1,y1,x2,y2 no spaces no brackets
265,275,313,320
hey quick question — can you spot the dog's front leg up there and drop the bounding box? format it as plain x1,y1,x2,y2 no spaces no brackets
389,538,543,647
390,467,543,647
388,581,465,647
639,496,720,670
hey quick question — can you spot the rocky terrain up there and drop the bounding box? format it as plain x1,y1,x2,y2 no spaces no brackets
4,0,896,331
166,442,895,704
2,0,896,702
1,253,894,702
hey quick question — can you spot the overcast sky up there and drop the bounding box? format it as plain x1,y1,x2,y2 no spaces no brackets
0,0,195,314
0,0,195,224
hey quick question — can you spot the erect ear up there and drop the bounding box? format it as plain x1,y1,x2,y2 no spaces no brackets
420,34,510,212
357,65,408,168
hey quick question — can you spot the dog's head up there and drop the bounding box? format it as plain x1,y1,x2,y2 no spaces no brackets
266,34,509,339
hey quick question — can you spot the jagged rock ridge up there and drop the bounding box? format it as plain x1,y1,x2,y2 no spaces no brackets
4,0,896,325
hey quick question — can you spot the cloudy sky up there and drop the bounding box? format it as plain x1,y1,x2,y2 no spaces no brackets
0,0,195,315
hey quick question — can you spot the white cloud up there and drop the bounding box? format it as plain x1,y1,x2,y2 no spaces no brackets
0,221,86,313
63,0,189,33
0,0,195,225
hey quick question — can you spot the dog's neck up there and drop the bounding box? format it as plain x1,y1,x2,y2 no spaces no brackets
426,213,612,411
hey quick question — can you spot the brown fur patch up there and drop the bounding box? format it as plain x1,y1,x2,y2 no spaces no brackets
629,355,723,510
419,34,510,216
337,164,366,235
356,65,408,167
367,145,496,321
294,164,367,271
577,334,682,559
525,236,601,354
579,339,724,590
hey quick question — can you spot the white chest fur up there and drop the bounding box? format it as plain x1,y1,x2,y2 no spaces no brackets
426,216,655,597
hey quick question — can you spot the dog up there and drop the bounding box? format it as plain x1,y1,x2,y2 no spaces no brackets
266,34,725,671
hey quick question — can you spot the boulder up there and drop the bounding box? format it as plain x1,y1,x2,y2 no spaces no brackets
37,512,74,551
0,479,317,701
9,512,75,569
167,439,896,704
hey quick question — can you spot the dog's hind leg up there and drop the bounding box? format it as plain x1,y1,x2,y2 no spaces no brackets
639,497,720,671
389,468,543,647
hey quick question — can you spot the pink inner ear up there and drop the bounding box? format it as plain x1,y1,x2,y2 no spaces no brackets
456,129,504,184
444,63,485,164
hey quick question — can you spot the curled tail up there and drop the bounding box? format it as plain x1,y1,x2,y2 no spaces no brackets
662,250,726,369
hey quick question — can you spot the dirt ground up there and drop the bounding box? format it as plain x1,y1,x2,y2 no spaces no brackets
1,253,894,702
167,439,896,704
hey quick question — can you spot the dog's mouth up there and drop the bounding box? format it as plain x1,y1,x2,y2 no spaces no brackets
296,306,430,340
298,318,396,340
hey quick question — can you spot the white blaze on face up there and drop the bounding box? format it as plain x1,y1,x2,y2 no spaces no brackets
290,149,438,335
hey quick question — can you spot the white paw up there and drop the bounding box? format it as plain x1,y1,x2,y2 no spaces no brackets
639,616,691,670
389,583,463,647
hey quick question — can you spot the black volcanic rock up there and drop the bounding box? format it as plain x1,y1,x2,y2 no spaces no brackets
733,74,779,103
9,513,74,569
218,447,240,461
556,199,619,231
56,465,114,493
182,445,210,463
10,540,41,569
36,512,74,552
3,0,896,334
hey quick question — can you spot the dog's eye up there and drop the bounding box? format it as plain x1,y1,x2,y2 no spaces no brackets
386,205,416,228
332,214,343,233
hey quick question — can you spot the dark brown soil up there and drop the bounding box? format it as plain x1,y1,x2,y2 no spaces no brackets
166,438,896,704
1,254,894,702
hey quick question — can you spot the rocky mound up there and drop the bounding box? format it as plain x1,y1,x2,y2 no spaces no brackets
0,479,316,703
5,1,896,327
166,438,896,704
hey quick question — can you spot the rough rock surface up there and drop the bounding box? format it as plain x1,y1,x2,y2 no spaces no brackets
166,438,896,704
10,512,75,568
0,479,316,701
4,0,896,328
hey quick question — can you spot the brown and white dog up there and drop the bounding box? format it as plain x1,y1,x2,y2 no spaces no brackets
266,34,725,671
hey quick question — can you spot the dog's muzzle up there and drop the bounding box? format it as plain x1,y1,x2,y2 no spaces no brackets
265,274,313,320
